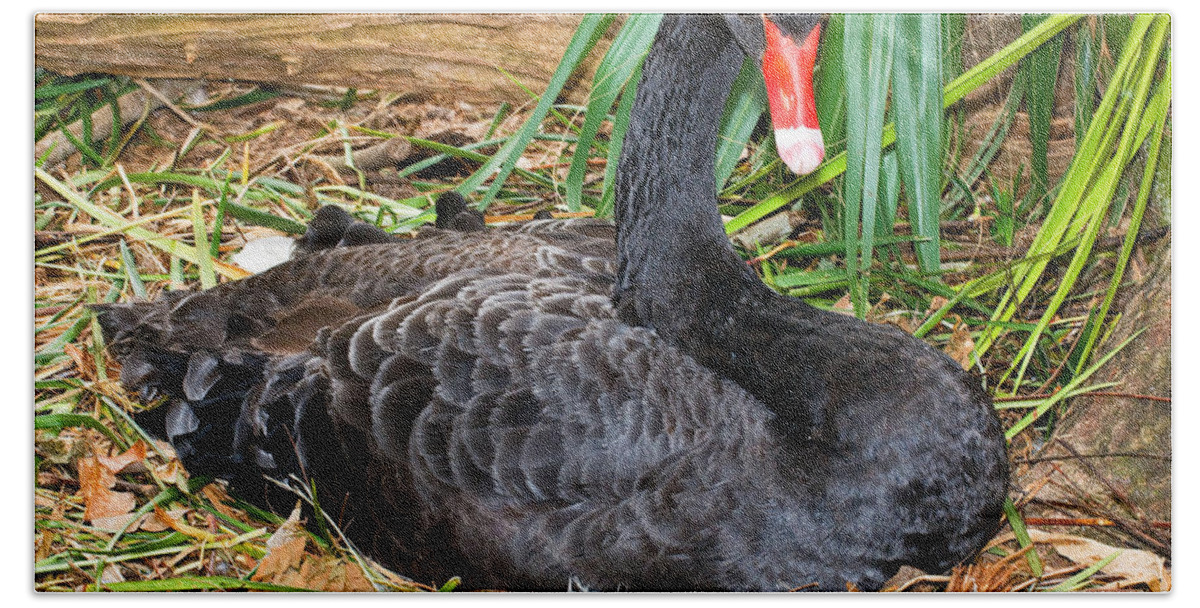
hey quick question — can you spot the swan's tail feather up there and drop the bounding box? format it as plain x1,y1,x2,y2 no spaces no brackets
92,299,329,513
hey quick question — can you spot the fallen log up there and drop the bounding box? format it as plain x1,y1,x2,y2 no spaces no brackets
35,13,601,106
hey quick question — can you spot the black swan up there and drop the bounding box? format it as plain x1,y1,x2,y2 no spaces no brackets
95,14,1008,591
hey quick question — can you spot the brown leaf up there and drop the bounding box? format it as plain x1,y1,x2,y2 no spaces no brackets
927,295,949,316
253,536,309,587
300,556,374,592
36,529,54,562
139,507,188,532
251,504,375,591
95,440,148,473
76,456,136,522
265,503,307,551
865,292,892,323
253,503,309,586
200,484,242,520
152,439,176,459
100,564,126,584
944,317,976,370
63,343,96,382
153,506,219,542
153,459,189,492
832,293,854,315
90,512,147,533
35,435,79,465
1028,530,1170,591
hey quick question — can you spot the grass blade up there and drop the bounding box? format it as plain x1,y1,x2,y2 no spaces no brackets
35,413,125,447
35,77,115,100
182,86,281,112
941,13,967,81
35,167,251,280
566,14,661,212
945,78,1023,211
102,576,313,592
876,151,901,261
1073,57,1170,373
815,14,847,152
190,190,217,290
974,14,1160,360
118,239,147,298
1004,330,1142,440
891,13,944,274
1074,17,1099,148
92,170,309,234
596,62,641,218
1021,14,1066,211
843,14,895,317
714,59,768,191
943,15,1081,108
458,14,613,207
1045,551,1121,591
1003,498,1045,577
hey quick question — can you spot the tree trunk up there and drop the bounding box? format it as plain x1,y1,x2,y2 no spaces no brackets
1018,231,1172,555
35,13,603,106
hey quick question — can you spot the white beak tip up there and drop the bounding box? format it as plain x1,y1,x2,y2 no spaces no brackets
774,126,826,176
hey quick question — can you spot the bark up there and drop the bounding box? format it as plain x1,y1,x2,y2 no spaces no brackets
1019,233,1172,555
35,14,601,106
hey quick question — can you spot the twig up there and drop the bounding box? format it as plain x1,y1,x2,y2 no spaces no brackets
133,78,210,133
1016,451,1171,464
1024,517,1170,530
995,391,1170,403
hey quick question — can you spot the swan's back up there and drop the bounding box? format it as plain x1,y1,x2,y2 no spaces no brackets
98,220,840,590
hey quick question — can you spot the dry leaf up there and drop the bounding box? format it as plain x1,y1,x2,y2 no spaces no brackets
1028,530,1169,591
35,436,79,465
832,293,854,314
139,507,188,532
251,504,375,591
76,456,136,522
865,292,892,322
200,484,241,520
91,512,146,533
153,459,189,492
266,503,307,551
36,529,54,562
944,318,976,370
300,556,374,592
152,439,177,459
253,503,309,586
729,212,792,250
153,506,220,542
95,440,148,473
253,536,309,586
100,564,126,584
927,295,949,316
63,343,96,382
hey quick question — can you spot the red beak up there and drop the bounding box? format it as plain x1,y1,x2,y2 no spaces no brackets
761,17,825,175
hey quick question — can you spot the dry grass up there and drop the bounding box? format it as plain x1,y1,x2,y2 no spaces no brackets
33,81,525,592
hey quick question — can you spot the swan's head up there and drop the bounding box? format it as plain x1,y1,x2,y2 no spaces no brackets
726,15,826,176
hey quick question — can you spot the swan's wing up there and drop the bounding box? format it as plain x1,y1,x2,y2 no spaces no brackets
98,225,777,590
93,228,610,486
317,262,777,590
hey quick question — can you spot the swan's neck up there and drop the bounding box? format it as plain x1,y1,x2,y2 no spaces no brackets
614,15,767,336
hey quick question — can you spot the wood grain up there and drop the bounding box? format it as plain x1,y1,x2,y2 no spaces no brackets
35,13,603,105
